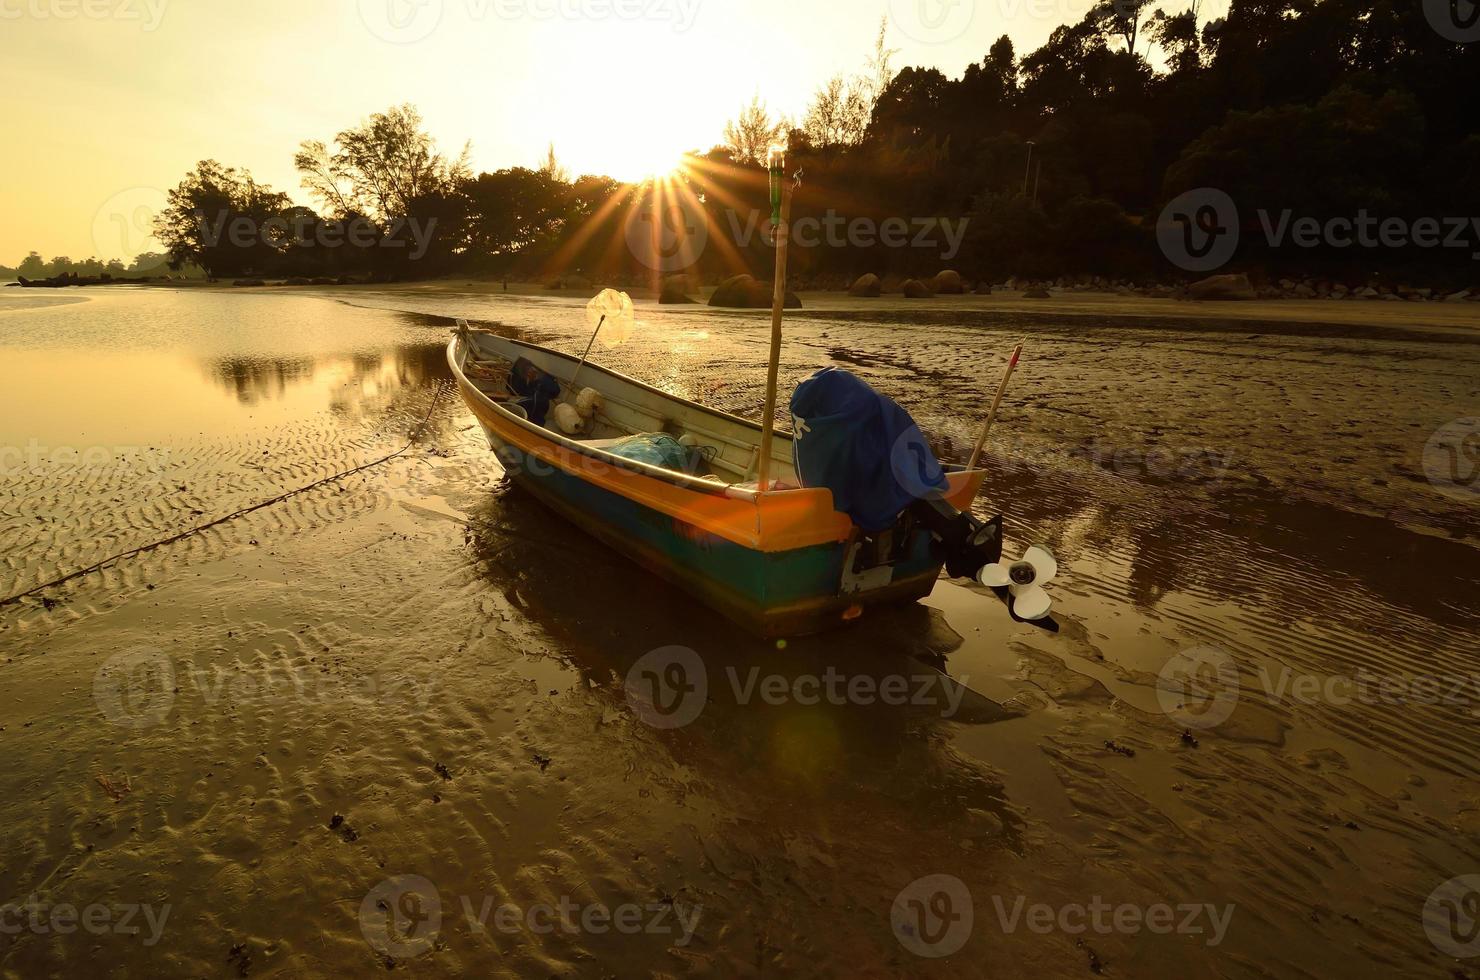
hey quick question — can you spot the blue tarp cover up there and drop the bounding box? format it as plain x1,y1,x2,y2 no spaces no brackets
789,367,948,532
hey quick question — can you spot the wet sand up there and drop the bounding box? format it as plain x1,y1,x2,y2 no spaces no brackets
1,286,1478,977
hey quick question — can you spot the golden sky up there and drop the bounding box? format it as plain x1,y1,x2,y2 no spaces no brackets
0,0,1202,263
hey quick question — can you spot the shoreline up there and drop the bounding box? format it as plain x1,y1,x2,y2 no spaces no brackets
12,274,1480,331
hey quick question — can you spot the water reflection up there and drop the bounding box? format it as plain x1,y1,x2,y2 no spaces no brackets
207,343,451,417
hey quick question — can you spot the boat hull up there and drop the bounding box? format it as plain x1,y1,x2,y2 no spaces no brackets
449,333,986,638
486,431,943,637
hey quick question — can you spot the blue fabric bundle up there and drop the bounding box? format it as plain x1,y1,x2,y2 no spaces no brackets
789,367,948,532
506,357,562,426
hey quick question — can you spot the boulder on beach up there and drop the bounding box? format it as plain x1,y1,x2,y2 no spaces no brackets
900,278,934,298
848,273,882,298
1186,273,1256,301
1024,285,1051,299
233,278,267,287
659,276,697,304
974,281,993,295
547,274,592,291
931,270,965,294
708,274,801,309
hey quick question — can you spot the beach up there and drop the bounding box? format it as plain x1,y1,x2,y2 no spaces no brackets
1,283,1477,977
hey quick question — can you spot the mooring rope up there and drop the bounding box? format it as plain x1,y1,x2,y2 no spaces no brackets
0,383,449,610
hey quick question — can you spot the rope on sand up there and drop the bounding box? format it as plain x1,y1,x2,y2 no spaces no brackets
0,384,449,610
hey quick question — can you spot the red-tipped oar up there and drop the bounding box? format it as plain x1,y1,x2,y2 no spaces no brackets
966,344,1023,472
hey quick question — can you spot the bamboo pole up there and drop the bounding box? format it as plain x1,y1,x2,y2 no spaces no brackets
756,184,792,492
567,314,606,393
966,344,1023,472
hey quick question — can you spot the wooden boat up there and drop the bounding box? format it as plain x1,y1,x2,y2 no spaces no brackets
448,327,989,637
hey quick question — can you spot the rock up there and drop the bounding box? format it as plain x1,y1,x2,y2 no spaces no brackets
547,274,592,291
1356,287,1380,299
900,278,934,298
1186,273,1255,301
310,277,336,286
659,276,696,304
708,274,800,309
1445,289,1472,302
1023,285,1051,299
232,278,266,287
931,269,965,294
848,273,882,297
974,282,993,295
1293,284,1317,298
282,277,312,286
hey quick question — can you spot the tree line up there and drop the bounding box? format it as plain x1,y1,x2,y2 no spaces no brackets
9,1,1476,289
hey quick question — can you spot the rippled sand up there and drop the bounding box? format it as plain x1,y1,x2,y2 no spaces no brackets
1,286,1477,977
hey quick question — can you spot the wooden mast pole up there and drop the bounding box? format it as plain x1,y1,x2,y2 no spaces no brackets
756,162,792,493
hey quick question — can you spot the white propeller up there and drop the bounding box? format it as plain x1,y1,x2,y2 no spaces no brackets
977,545,1058,620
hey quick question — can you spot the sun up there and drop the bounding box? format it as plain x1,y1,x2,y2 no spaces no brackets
604,143,693,184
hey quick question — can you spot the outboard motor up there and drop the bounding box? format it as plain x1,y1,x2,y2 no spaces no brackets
789,367,1002,580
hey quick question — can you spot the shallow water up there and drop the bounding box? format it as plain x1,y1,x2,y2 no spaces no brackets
1,286,1478,977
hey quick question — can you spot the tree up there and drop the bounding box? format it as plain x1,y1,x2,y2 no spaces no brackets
295,104,470,223
722,95,786,165
541,143,571,183
155,160,292,277
803,74,870,152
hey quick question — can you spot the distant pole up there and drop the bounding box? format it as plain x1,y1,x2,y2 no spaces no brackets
1031,160,1042,206
1022,142,1035,198
757,148,792,493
